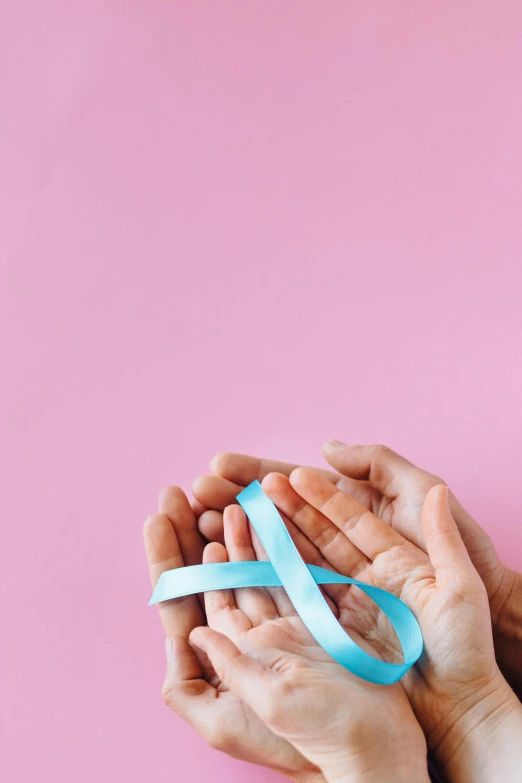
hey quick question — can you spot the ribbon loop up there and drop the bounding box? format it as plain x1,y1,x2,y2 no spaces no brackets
150,480,423,684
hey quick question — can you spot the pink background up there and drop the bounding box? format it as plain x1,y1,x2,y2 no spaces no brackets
2,2,522,782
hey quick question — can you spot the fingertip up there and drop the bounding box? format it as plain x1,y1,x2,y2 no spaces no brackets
158,487,197,537
158,485,185,507
143,514,157,546
432,483,449,505
426,482,448,498
188,626,228,659
210,452,230,474
198,510,225,544
143,514,183,577
188,626,211,658
422,483,471,577
203,541,228,565
191,475,207,500
223,503,247,526
423,484,451,529
223,503,251,551
288,466,315,490
189,626,238,661
143,513,157,536
261,471,288,495
190,498,207,518
188,625,207,646
143,513,170,542
288,466,304,484
322,438,348,452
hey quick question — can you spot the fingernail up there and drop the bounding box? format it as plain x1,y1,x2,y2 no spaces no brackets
165,637,174,663
325,439,348,449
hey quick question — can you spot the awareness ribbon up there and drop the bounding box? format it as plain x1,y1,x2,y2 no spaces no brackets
149,480,423,684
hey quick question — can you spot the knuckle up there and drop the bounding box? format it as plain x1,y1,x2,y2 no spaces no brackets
161,680,178,710
370,445,396,491
210,452,230,474
161,680,192,716
158,486,171,503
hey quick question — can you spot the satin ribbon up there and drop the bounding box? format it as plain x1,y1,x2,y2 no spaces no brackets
150,480,423,684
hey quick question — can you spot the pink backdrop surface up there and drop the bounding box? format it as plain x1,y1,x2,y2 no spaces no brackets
1,2,522,782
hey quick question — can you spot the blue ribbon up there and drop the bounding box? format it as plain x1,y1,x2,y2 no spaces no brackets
150,480,423,684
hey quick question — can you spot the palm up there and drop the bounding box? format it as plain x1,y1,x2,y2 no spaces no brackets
337,543,494,737
323,446,504,605
341,471,501,588
212,611,331,668
327,544,425,665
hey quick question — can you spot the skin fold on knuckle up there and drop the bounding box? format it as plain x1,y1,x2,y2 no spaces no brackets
161,680,185,713
370,445,396,492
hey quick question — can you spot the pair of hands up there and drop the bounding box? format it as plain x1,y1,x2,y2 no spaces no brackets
144,442,522,782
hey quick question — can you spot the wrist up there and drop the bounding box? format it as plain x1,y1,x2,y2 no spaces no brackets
491,569,522,697
312,720,428,783
435,675,522,782
323,761,430,783
320,752,429,783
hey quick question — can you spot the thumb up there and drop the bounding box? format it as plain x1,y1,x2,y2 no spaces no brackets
422,484,478,591
189,627,273,712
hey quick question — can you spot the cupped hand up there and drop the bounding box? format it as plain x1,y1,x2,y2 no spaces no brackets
192,445,522,695
258,469,521,780
190,503,428,783
143,487,321,783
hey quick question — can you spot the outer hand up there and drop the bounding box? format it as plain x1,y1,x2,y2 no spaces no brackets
257,469,522,781
143,487,322,782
